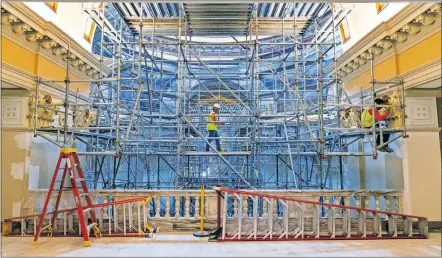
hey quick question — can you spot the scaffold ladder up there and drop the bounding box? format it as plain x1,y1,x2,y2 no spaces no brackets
212,187,429,242
32,148,102,247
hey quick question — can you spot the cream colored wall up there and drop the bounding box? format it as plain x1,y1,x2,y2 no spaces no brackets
341,3,408,52
1,131,33,219
402,132,441,221
23,2,92,51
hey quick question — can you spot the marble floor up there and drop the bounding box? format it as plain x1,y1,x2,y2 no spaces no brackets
1,233,441,257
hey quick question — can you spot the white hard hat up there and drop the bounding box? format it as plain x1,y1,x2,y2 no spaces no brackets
213,103,220,109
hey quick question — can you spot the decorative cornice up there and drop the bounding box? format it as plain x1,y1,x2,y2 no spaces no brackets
1,24,91,81
330,3,441,79
341,22,441,84
1,2,111,78
2,62,88,103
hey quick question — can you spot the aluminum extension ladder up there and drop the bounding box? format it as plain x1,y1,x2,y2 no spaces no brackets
213,187,428,241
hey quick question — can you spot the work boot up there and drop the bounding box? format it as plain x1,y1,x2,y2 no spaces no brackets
384,146,393,153
378,147,386,152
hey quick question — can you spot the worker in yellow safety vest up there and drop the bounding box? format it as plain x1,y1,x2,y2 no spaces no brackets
361,98,392,153
205,103,225,152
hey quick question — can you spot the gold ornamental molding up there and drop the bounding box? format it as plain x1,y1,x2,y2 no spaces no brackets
331,3,441,79
1,2,111,79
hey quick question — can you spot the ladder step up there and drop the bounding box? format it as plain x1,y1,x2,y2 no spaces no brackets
83,208,93,213
79,193,90,197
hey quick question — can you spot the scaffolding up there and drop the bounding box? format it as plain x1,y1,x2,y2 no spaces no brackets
33,3,407,191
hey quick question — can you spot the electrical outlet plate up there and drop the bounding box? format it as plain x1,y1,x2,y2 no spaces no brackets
1,97,28,127
405,97,438,127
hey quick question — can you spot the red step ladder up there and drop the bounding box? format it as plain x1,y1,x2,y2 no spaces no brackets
32,148,101,247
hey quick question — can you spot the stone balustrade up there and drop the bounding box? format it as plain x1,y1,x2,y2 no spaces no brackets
20,189,402,234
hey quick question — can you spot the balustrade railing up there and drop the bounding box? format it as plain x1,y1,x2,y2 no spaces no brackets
7,189,403,235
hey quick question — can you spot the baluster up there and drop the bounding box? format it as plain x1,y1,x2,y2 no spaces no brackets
185,196,190,219
233,198,238,218
155,197,160,219
273,198,278,218
195,195,200,219
165,196,170,219
385,196,391,212
175,196,180,219
364,196,370,209
374,195,381,236
243,196,248,218
394,196,402,213
262,199,268,218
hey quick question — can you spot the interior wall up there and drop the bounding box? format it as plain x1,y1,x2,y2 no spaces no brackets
402,131,441,221
22,2,92,51
1,131,33,219
341,3,409,52
1,36,90,95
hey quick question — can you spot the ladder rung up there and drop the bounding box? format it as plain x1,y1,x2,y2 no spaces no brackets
83,208,93,213
79,193,90,197
46,209,56,215
86,223,97,231
41,224,52,231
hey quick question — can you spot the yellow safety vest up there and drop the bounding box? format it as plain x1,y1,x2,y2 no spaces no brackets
207,111,218,131
361,108,374,128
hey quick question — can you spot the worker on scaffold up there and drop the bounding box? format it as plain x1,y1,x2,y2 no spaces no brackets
206,103,225,152
361,98,393,153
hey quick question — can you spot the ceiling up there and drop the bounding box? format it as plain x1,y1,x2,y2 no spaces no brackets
114,3,329,37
